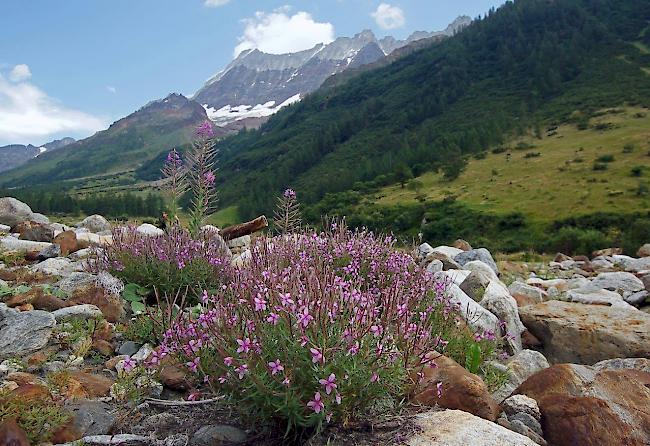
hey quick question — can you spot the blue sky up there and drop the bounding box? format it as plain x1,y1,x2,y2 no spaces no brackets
0,0,502,145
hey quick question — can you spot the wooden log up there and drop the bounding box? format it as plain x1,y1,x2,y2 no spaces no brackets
220,215,268,241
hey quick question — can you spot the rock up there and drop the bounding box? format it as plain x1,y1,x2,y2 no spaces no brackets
69,286,125,323
69,248,92,260
553,253,572,262
227,235,251,249
519,301,650,364
0,303,56,357
0,236,52,254
31,257,75,277
0,197,35,228
509,412,543,437
159,364,190,391
38,243,61,259
57,272,97,294
480,281,524,352
117,341,141,357
425,259,443,273
54,231,79,256
508,281,545,307
638,244,650,258
443,282,499,335
454,248,499,276
231,249,251,268
426,252,462,271
625,290,649,306
491,349,550,403
432,245,465,259
413,354,500,421
76,232,112,246
501,394,541,421
591,271,644,294
0,419,30,446
415,243,435,261
68,371,114,397
515,363,650,446
406,409,537,446
31,291,69,311
459,271,490,302
626,256,650,273
526,277,568,291
592,247,622,257
565,288,635,309
507,419,547,446
190,424,247,446
453,239,472,251
136,223,164,237
463,260,499,281
52,304,103,321
642,275,650,292
591,257,614,270
0,224,10,233
105,355,128,370
31,213,49,224
132,343,154,362
16,221,54,242
77,215,111,233
64,400,116,437
437,269,471,286
593,357,650,373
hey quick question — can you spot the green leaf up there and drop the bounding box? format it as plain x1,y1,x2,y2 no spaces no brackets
465,343,482,374
131,301,146,315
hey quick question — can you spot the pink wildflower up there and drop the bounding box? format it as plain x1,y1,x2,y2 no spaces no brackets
307,392,324,414
268,359,284,376
319,373,337,395
370,372,379,383
122,357,136,372
436,381,443,399
224,356,234,366
235,364,249,379
310,347,324,364
266,312,280,325
186,357,200,373
236,338,252,354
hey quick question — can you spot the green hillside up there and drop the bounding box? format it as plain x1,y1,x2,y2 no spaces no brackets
210,0,650,221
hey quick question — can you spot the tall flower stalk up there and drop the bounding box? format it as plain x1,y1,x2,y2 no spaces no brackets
161,149,187,220
272,188,301,235
186,121,218,236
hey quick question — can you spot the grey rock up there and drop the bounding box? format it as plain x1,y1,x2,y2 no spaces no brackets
565,288,635,309
57,272,97,294
31,257,75,277
77,215,111,233
508,419,547,446
626,256,650,273
52,304,103,321
227,235,251,249
69,248,93,260
591,272,644,294
593,357,650,373
65,400,116,436
491,350,549,403
463,260,499,281
480,281,524,352
643,275,650,292
118,341,141,357
454,248,499,275
132,343,154,361
136,223,164,236
638,243,650,257
459,271,490,302
0,224,10,233
502,394,541,422
0,197,34,227
625,290,649,306
407,410,537,446
425,259,443,273
38,243,61,259
191,425,247,446
415,243,434,262
0,303,56,357
42,360,66,374
441,280,499,335
31,213,50,224
509,412,543,438
508,281,545,304
0,236,52,253
519,301,650,364
591,257,614,270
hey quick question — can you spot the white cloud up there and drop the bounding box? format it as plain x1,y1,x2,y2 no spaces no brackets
204,0,230,7
106,85,117,94
371,3,405,30
9,64,32,82
234,7,335,56
0,70,105,145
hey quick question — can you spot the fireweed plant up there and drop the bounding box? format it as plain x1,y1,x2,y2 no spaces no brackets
93,224,232,304
272,188,302,235
156,224,503,435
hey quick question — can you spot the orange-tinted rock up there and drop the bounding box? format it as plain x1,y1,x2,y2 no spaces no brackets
15,304,34,312
592,247,622,258
521,330,542,349
5,372,42,387
515,363,650,446
0,419,30,446
92,339,114,357
0,270,17,281
68,371,114,397
69,286,125,323
6,384,52,404
453,239,473,251
412,354,500,421
159,364,191,391
93,319,115,341
51,419,84,444
17,221,54,242
54,231,79,256
32,292,69,311
4,288,41,307
105,355,128,370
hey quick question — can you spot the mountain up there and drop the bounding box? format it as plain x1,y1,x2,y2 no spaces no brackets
0,137,75,173
204,0,650,220
1,94,216,187
193,18,470,127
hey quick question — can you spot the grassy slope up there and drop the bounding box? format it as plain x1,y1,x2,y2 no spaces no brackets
372,107,650,222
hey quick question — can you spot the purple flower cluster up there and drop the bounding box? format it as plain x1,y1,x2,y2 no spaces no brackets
158,224,461,430
196,120,215,139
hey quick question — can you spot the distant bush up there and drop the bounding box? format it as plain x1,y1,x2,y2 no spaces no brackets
622,143,635,153
491,146,507,154
524,152,542,159
597,154,615,163
593,162,608,171
546,227,610,256
515,142,535,151
474,151,488,160
631,166,644,177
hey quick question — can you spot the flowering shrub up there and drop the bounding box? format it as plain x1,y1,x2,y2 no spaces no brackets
158,224,500,434
93,225,231,303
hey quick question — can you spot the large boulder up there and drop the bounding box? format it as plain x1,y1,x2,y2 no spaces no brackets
31,257,76,277
638,244,650,258
16,221,54,242
0,303,56,357
520,301,650,364
0,197,35,228
626,256,650,273
406,410,537,446
514,362,650,446
443,282,499,335
590,272,644,295
459,271,490,301
136,223,164,237
77,215,111,233
508,281,545,307
454,248,499,275
565,288,636,309
0,236,52,254
413,354,500,421
480,281,524,352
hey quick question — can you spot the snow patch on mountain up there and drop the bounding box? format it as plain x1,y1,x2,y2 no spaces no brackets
204,94,301,127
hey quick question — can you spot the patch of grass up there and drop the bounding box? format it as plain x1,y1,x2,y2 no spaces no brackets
207,205,240,228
